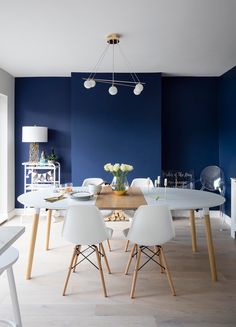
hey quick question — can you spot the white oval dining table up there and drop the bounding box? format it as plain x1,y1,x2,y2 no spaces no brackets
18,187,225,282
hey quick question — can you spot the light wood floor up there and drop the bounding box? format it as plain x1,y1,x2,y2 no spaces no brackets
0,214,236,326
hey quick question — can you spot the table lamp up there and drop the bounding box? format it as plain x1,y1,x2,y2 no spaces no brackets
22,126,48,162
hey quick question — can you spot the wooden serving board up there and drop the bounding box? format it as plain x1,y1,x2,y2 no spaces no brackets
96,186,147,210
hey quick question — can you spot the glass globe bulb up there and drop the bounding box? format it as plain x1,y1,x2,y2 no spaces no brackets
133,88,141,95
84,79,91,89
90,79,96,88
135,83,144,92
109,85,118,95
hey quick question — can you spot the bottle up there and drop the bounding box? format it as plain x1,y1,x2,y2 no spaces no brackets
40,150,47,164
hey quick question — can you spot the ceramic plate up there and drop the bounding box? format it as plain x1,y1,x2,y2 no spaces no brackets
70,191,93,201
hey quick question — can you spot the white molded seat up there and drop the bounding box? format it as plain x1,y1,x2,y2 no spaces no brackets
124,178,154,251
124,178,154,220
82,178,104,187
82,177,112,217
123,204,176,298
82,178,113,252
130,178,154,189
0,247,22,327
62,205,113,297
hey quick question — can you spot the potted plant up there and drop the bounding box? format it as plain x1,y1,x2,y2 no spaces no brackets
104,163,133,195
47,148,57,164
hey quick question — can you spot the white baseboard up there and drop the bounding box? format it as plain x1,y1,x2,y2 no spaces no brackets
172,210,231,226
0,209,17,223
10,208,48,219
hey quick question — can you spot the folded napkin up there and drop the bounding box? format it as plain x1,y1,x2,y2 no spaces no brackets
44,195,66,203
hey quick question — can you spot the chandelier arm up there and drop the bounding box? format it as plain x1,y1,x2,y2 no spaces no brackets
88,44,110,80
91,80,136,88
117,44,140,83
112,43,115,85
83,78,145,84
83,33,145,94
130,72,139,84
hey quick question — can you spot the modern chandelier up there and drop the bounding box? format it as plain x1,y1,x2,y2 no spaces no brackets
83,33,145,95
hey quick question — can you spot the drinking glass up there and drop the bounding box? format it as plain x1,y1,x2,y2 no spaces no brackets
53,181,60,193
59,184,66,194
65,182,73,193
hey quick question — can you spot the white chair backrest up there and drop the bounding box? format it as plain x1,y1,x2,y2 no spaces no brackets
82,178,104,187
62,205,109,245
127,205,175,246
131,178,154,188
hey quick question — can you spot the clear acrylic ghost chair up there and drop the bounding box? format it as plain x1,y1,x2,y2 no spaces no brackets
0,247,22,327
124,178,154,251
200,166,225,195
82,178,113,251
62,205,113,297
200,166,226,220
123,204,176,298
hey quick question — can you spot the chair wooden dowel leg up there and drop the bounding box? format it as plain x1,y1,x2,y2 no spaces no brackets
95,246,108,297
63,246,77,296
125,244,136,275
204,213,217,282
130,246,142,299
160,247,176,296
100,243,111,274
124,240,130,252
106,239,111,252
73,245,81,273
45,209,52,251
154,246,164,273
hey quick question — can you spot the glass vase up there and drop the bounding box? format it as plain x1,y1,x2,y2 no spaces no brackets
111,175,129,195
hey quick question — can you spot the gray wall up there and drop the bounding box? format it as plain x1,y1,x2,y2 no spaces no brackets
0,68,15,219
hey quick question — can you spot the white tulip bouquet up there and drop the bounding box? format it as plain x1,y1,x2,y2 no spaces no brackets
104,163,134,192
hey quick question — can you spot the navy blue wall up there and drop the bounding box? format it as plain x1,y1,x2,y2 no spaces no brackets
71,73,162,185
15,77,71,207
218,67,236,215
15,70,236,215
162,77,219,181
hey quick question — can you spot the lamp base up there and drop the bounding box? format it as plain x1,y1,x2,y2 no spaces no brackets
29,143,39,162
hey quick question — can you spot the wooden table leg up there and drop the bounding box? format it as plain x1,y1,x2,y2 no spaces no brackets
26,210,40,280
45,209,52,251
189,209,197,252
204,212,217,282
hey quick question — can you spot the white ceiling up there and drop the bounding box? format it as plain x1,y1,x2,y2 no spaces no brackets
0,0,235,77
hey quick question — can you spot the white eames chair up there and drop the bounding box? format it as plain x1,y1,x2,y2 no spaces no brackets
124,178,154,251
123,204,176,298
82,178,113,251
62,205,113,297
124,178,154,220
0,247,22,327
130,178,154,189
82,178,104,187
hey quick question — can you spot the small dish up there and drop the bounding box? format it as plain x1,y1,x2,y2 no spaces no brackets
70,191,93,201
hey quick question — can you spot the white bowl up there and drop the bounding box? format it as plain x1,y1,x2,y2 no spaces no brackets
88,184,102,195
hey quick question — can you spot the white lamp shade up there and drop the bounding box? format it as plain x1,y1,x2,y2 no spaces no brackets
22,126,48,143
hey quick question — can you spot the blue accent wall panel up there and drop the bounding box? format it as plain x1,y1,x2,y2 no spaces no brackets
15,77,71,207
219,66,236,215
71,73,162,185
162,77,219,181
